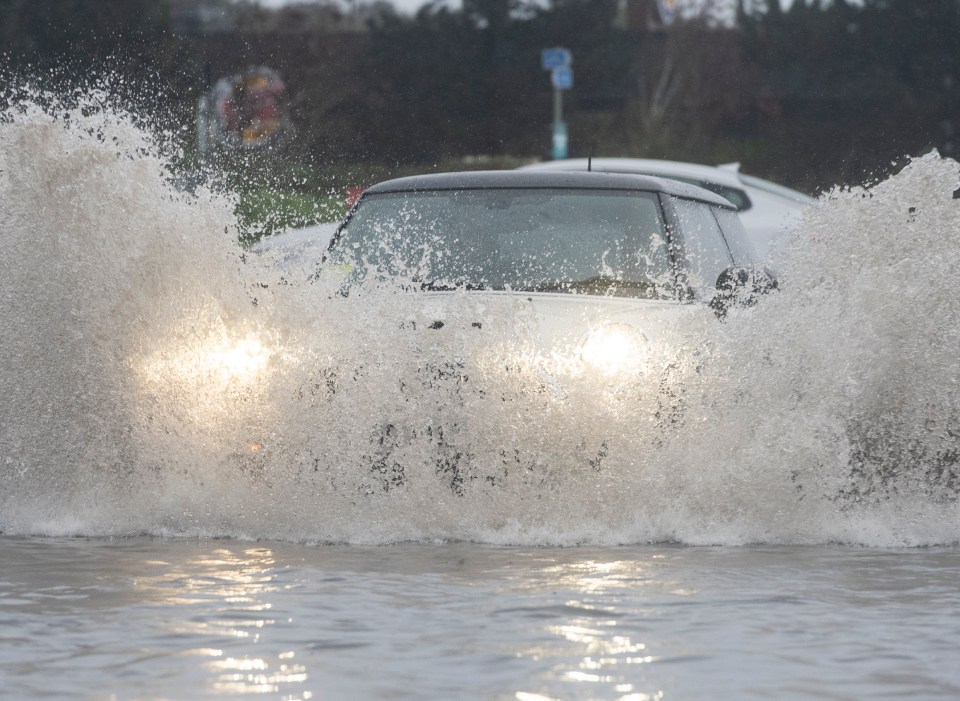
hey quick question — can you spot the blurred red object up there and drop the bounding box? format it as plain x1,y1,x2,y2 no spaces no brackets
345,187,365,207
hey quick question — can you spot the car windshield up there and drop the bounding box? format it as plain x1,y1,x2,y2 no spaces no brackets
328,188,676,299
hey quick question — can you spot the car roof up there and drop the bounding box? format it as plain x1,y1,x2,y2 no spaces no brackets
520,158,817,205
518,158,746,186
361,169,737,209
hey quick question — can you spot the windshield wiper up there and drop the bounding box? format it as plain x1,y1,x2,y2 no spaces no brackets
531,275,659,298
419,280,488,292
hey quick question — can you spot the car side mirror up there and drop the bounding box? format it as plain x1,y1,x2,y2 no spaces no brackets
709,267,778,319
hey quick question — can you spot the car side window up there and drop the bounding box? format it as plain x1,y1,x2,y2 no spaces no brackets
672,198,734,296
712,207,758,265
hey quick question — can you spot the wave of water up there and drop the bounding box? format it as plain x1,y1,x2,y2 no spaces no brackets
2,95,959,546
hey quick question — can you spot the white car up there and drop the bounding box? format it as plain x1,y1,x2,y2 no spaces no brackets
248,222,338,270
518,158,817,260
250,222,338,255
311,169,776,493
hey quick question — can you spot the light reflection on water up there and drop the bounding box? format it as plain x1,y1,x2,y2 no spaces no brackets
2,537,960,700
512,559,663,700
132,546,314,697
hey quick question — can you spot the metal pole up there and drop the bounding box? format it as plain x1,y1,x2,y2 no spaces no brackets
552,86,567,159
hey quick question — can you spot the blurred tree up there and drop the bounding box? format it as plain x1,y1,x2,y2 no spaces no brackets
4,0,957,196
347,1,545,162
0,0,170,72
737,0,960,187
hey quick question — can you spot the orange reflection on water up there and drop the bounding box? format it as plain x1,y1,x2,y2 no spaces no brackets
136,546,310,697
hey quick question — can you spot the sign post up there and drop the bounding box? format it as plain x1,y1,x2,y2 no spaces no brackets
541,48,573,160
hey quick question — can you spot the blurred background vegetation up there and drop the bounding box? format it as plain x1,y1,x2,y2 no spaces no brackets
2,0,959,242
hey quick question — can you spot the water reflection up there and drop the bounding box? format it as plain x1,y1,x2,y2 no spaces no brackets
136,546,310,698
208,655,309,696
515,559,666,701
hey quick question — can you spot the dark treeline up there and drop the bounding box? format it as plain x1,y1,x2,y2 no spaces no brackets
3,0,960,194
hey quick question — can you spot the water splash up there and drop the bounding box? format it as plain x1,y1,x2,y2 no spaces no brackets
2,95,959,546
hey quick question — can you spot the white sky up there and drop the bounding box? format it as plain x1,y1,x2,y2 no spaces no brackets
251,0,459,14
385,0,456,12
253,0,845,17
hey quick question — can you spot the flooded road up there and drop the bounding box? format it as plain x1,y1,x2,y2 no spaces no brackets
2,96,960,699
3,537,960,701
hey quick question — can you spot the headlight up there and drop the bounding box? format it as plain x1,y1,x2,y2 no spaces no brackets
201,336,271,385
135,327,274,425
579,324,648,376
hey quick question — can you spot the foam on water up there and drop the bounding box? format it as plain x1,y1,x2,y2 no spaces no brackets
2,96,959,546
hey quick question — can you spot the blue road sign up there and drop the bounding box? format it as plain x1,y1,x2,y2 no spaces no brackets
541,48,572,71
551,66,573,90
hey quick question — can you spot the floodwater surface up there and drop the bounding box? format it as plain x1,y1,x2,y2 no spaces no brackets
2,537,960,701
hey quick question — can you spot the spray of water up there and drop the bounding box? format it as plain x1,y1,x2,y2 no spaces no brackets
1,94,958,546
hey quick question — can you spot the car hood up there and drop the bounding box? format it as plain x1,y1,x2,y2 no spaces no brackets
405,290,712,360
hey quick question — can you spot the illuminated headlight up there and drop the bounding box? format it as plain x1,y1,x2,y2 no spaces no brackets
201,336,271,385
579,324,648,376
136,328,274,402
